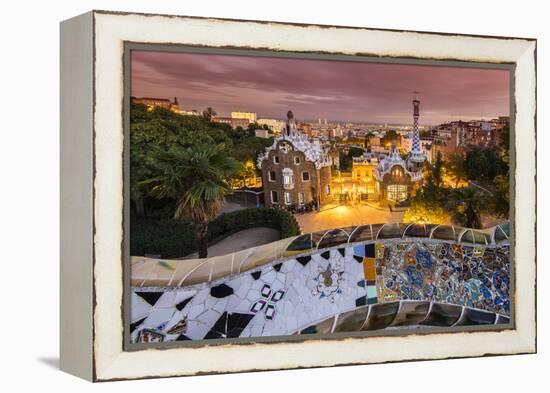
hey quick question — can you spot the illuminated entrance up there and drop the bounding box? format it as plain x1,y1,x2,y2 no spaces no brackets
387,184,407,202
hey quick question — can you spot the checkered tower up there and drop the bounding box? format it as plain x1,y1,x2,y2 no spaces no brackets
409,91,426,163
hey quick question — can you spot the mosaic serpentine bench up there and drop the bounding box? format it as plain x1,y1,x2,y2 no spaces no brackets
130,222,511,343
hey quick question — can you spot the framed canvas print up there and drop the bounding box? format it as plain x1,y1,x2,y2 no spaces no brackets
60,10,537,381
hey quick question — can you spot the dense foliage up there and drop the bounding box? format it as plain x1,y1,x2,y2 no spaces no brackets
130,103,273,217
142,143,240,258
464,146,508,181
405,143,510,228
380,130,399,147
130,208,301,258
130,104,276,257
339,146,365,171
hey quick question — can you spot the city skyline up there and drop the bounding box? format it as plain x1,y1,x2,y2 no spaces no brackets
131,50,510,125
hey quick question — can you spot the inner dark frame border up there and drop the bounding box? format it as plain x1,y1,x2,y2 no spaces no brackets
122,42,517,351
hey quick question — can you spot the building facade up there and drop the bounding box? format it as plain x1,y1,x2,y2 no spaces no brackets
231,111,257,124
211,116,250,129
131,96,180,112
257,118,284,135
258,111,333,209
351,153,379,200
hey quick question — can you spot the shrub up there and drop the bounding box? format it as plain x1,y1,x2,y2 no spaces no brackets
130,218,196,259
130,208,301,258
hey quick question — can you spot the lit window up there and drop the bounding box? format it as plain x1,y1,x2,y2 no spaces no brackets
387,184,408,202
268,171,276,182
294,156,301,165
284,192,291,205
282,168,295,189
325,185,331,195
302,171,310,181
271,190,279,204
273,156,279,164
298,192,305,205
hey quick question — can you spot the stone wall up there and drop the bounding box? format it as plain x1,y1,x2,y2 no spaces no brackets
261,140,328,208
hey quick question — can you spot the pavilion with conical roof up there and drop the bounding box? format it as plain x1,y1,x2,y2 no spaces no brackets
374,94,426,203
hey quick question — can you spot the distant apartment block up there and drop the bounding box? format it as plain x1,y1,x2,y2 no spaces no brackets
131,96,180,112
211,116,250,130
231,111,257,124
258,118,285,134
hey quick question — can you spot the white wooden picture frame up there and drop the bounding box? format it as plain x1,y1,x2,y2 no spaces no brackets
60,10,536,381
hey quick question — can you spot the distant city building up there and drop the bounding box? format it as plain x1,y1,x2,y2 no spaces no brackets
367,136,382,149
179,109,201,116
131,96,180,112
299,122,313,137
351,153,380,199
257,118,284,134
258,111,333,209
231,111,257,124
328,125,344,138
431,120,468,160
430,116,508,160
211,116,250,130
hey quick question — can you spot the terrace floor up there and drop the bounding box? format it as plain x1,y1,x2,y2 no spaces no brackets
296,204,406,234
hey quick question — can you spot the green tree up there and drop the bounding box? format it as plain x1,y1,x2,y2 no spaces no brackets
130,103,234,217
446,152,468,187
143,144,239,258
339,146,365,171
202,107,217,121
406,151,448,224
499,125,510,158
490,124,510,217
491,174,510,217
403,199,446,224
130,103,277,217
447,187,487,229
423,151,444,201
464,146,507,181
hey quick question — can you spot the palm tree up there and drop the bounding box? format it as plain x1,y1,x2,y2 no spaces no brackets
143,144,239,258
447,186,486,229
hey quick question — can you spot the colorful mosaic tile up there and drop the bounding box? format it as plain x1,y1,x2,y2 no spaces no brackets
130,227,511,343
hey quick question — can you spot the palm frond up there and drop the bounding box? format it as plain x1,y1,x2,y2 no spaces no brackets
144,143,239,225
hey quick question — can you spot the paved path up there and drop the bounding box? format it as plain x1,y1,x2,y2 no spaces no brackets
218,201,247,215
183,227,280,259
296,204,406,233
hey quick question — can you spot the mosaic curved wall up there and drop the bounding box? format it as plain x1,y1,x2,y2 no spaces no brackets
130,222,511,343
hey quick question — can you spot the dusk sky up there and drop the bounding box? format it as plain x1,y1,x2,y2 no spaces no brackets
131,50,510,126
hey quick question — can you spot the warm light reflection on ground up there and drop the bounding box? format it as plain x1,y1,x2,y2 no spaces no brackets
296,203,405,233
